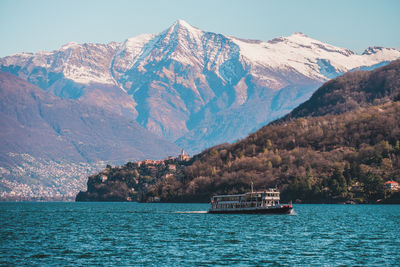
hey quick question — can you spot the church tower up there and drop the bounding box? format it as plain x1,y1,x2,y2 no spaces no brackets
179,149,190,161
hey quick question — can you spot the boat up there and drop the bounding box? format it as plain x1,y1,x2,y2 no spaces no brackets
208,188,293,214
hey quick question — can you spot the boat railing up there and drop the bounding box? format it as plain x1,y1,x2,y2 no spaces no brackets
211,200,281,210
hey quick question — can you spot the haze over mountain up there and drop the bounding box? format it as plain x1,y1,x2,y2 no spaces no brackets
0,71,179,162
1,20,400,200
0,71,179,200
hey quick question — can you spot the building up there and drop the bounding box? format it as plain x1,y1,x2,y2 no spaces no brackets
100,175,108,182
178,149,190,161
349,182,362,192
167,164,176,171
137,159,163,166
384,181,399,191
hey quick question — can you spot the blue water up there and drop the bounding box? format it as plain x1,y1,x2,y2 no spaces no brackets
1,203,399,266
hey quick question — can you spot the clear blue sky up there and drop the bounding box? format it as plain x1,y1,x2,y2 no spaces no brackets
0,0,399,57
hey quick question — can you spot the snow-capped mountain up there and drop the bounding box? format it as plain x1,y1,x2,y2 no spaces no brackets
2,19,400,153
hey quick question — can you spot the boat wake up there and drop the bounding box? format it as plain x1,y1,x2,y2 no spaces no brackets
128,210,208,214
289,209,297,215
174,211,208,214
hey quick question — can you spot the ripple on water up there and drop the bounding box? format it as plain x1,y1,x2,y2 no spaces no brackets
30,254,50,259
0,203,399,265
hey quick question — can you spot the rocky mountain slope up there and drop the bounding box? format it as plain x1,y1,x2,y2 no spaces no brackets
76,61,400,203
2,20,399,154
0,71,179,200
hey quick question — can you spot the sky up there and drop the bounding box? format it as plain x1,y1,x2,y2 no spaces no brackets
0,0,399,57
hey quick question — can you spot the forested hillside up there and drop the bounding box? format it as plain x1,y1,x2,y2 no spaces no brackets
281,60,400,121
175,101,400,203
77,61,400,203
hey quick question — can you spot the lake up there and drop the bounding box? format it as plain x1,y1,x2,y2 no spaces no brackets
1,203,399,266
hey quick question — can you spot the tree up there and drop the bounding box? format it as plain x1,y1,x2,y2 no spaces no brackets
329,167,347,198
395,140,400,154
362,173,384,202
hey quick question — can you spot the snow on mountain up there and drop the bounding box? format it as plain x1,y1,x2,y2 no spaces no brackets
3,20,399,90
110,21,400,95
1,19,400,154
1,42,119,85
231,32,400,83
112,33,155,76
112,20,241,87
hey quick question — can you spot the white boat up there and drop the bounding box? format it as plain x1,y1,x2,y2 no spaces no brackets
209,188,293,214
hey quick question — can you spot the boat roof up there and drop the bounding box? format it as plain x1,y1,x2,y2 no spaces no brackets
212,189,279,198
212,193,246,198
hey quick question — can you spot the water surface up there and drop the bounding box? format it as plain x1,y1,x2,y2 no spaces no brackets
1,203,399,266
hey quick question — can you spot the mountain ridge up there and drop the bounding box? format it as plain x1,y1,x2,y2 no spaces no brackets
2,20,399,153
279,60,400,121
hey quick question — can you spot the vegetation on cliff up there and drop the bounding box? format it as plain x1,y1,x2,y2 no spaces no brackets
75,158,192,202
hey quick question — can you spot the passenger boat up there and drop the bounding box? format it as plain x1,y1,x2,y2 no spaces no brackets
208,188,293,214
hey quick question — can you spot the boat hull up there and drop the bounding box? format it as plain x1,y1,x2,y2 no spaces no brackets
208,206,292,214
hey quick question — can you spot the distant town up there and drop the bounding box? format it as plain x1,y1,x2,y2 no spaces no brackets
0,153,106,201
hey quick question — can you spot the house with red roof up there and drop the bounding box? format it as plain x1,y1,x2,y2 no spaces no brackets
384,181,399,191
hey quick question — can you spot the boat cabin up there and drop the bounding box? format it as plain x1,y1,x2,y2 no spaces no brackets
210,189,280,210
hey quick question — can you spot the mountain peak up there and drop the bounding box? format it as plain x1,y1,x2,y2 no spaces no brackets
60,41,79,50
168,19,201,34
174,19,191,28
362,46,386,55
291,32,308,37
286,32,315,42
